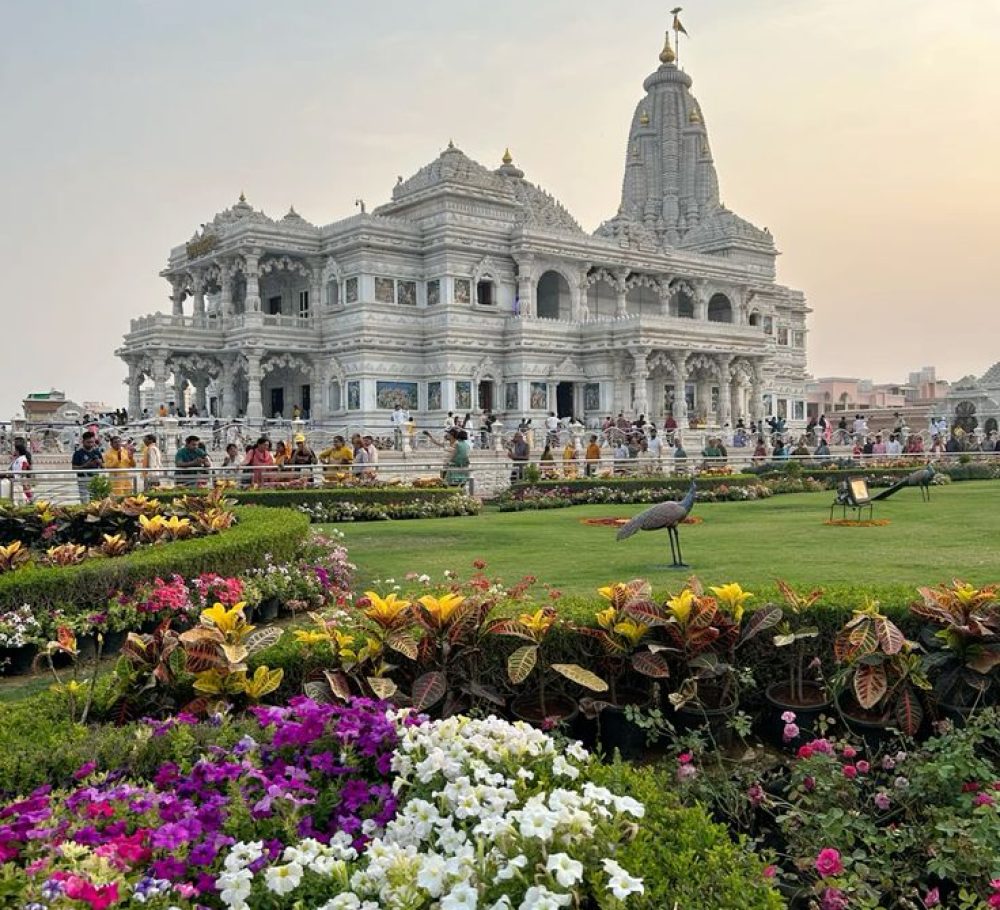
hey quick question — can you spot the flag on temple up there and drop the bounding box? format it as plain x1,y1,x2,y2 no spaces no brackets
672,11,688,35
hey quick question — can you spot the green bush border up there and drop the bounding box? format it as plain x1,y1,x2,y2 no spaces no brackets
147,487,459,506
0,506,310,616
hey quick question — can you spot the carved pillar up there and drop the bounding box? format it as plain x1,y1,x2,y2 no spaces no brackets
244,253,261,313
750,362,766,423
220,267,233,316
169,277,185,316
577,263,592,321
194,383,208,414
152,356,168,412
514,254,535,317
670,353,688,422
614,269,629,318
126,363,142,417
173,370,186,413
658,278,674,316
192,273,206,317
716,356,733,427
631,348,650,417
245,352,263,421
311,362,327,421
218,360,237,418
309,265,323,321
693,282,709,321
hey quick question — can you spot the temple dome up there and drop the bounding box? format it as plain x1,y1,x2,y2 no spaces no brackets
679,205,774,252
978,362,1000,387
380,145,583,234
390,142,511,203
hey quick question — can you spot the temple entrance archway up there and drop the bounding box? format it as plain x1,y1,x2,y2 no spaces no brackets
478,381,494,412
708,293,733,323
537,271,571,320
556,382,574,419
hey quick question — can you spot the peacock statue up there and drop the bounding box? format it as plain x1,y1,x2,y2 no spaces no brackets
871,464,936,502
616,478,697,568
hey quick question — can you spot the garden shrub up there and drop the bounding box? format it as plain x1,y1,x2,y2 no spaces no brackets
588,762,784,909
0,506,309,617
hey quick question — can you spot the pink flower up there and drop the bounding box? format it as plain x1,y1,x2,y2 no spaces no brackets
677,752,693,765
842,745,857,759
856,760,870,774
821,886,849,910
676,764,698,782
989,896,1000,909
974,792,995,807
923,888,940,908
874,791,891,811
842,764,858,779
763,865,777,878
781,710,797,723
783,723,800,742
798,745,814,759
748,784,765,807
804,775,816,792
815,848,844,878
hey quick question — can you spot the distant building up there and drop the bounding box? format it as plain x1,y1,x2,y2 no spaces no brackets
945,363,1000,437
806,368,952,425
22,389,83,424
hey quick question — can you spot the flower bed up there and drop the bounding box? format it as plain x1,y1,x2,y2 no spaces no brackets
497,479,776,511
148,487,482,523
0,506,310,642
0,697,781,910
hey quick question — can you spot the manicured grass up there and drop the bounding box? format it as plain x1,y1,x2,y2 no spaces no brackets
325,482,999,605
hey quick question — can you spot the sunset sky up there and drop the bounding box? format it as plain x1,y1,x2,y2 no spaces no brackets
1,0,998,418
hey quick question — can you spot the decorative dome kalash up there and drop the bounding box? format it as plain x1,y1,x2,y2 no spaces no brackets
595,30,776,270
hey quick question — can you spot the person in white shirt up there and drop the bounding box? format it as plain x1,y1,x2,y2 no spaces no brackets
886,434,902,457
362,434,379,479
141,433,163,489
647,428,664,469
390,405,408,451
7,441,32,504
613,439,630,475
444,412,456,429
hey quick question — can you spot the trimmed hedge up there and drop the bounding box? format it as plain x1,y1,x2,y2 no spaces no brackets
509,475,758,495
0,506,310,616
147,486,461,507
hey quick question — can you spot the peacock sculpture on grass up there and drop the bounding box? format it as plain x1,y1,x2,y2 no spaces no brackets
616,479,697,568
871,465,936,502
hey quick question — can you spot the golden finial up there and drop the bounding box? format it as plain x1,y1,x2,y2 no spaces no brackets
659,30,676,65
239,191,246,203
639,110,650,126
502,147,513,165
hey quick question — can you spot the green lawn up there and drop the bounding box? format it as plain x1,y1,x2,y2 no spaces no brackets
326,482,1000,604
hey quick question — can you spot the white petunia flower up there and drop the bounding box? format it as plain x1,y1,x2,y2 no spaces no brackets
441,882,479,909
264,861,304,895
546,852,584,888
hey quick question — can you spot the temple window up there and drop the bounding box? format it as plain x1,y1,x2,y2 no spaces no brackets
675,289,694,318
427,279,440,306
748,311,761,327
298,290,309,318
777,327,789,346
375,278,395,304
793,331,805,348
398,281,417,306
326,281,339,308
763,316,774,335
345,277,358,303
267,295,282,316
707,293,733,323
476,280,496,306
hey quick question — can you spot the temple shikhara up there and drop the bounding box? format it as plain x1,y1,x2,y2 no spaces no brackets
117,27,809,427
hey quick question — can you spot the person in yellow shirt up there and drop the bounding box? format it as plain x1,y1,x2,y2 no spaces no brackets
562,441,579,478
318,435,354,484
584,434,602,478
104,435,136,496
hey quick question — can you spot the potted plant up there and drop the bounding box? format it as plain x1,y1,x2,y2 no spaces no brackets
487,606,607,728
662,581,770,742
910,580,1000,723
832,599,931,744
575,580,672,757
761,580,831,746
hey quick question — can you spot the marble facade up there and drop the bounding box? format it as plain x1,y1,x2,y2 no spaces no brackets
117,29,809,429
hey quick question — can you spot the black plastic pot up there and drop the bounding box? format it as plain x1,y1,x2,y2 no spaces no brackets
102,629,127,656
674,699,738,748
579,691,652,760
257,598,281,623
934,696,992,729
761,682,831,749
841,707,895,751
76,634,98,661
510,694,579,731
0,644,38,676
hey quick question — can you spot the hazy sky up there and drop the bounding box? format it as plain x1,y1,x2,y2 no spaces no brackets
2,0,999,418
